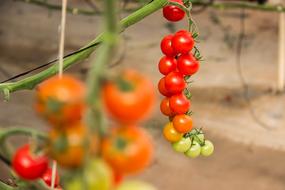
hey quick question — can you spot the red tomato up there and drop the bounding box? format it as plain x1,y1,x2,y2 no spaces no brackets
12,144,49,180
102,126,153,175
163,0,185,22
158,77,171,97
173,114,193,133
42,167,60,187
177,54,199,76
160,97,175,116
160,34,175,57
169,93,190,114
158,56,177,75
113,171,124,186
164,71,186,94
102,70,155,124
172,31,194,54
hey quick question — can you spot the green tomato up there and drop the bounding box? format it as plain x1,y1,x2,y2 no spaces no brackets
185,141,201,158
201,140,214,157
194,133,204,143
172,137,191,153
117,180,157,190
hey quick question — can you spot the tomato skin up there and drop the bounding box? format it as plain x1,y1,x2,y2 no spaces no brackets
172,114,193,133
35,75,86,126
201,140,214,157
163,122,183,142
158,56,177,75
42,168,60,187
177,54,199,76
160,34,175,57
12,144,48,180
160,97,175,116
172,137,191,153
172,31,194,54
169,93,190,114
158,78,171,97
102,70,155,124
164,71,186,94
163,0,185,22
185,141,201,158
102,126,153,175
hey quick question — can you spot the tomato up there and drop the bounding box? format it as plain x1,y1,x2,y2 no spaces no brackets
117,180,157,190
35,74,86,126
201,140,214,157
102,69,155,124
158,77,171,97
163,122,183,142
162,0,185,22
177,54,199,76
160,97,174,116
172,137,191,153
164,71,186,94
185,141,201,158
169,93,190,114
194,133,204,143
41,167,60,187
172,114,193,133
12,144,48,180
172,30,194,54
158,56,177,75
102,126,153,175
160,34,175,57
48,122,87,168
113,171,124,186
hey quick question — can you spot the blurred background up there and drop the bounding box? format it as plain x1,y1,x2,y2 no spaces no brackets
0,0,285,189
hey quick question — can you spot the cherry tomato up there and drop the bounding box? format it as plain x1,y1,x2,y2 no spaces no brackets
158,77,171,97
12,144,48,180
48,122,87,168
169,93,190,114
102,126,153,175
162,0,185,22
185,141,201,158
158,56,177,75
164,71,186,94
201,140,214,157
177,54,199,76
102,69,155,124
117,180,157,190
160,34,175,57
42,167,60,187
172,114,193,133
160,97,175,116
35,74,86,126
113,171,124,186
172,30,194,54
163,122,183,142
172,137,191,153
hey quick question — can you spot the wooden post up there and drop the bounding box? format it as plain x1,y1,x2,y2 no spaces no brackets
278,12,285,92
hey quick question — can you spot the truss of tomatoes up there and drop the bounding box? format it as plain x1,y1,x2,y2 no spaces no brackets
159,0,214,158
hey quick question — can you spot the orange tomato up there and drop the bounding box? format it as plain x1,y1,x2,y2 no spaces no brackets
163,122,183,142
35,75,86,126
172,114,193,133
102,70,155,124
102,126,153,175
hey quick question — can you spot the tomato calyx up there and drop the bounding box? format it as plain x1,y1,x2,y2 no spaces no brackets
115,77,135,92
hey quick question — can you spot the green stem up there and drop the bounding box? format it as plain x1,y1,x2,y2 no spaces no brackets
0,181,14,190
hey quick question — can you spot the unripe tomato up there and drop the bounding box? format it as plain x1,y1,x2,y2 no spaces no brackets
35,74,86,126
12,144,48,180
172,30,194,54
158,77,172,97
163,122,183,142
160,34,175,57
164,71,186,94
158,56,177,75
201,140,214,157
102,69,155,124
169,93,190,114
172,137,191,153
177,54,199,76
185,141,201,158
172,114,193,133
160,97,175,116
162,0,185,22
41,167,60,187
117,180,157,190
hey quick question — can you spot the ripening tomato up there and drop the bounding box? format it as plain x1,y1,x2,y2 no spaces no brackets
163,122,183,142
158,77,171,97
12,144,48,180
102,70,155,124
169,93,190,114
164,71,186,94
160,34,175,57
172,30,194,54
102,126,153,175
177,54,199,76
35,75,86,126
162,0,185,22
48,122,87,168
172,114,193,133
158,56,177,75
41,167,60,187
160,97,175,116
